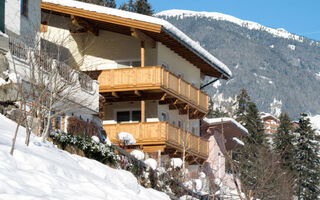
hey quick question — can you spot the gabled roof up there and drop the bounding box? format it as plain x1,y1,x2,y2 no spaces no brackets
41,0,232,79
203,117,248,135
260,112,279,122
203,117,248,151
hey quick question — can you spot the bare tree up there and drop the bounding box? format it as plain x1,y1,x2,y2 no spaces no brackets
7,12,98,154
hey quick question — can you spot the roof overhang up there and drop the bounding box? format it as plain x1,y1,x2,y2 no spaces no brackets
203,118,247,151
41,1,231,79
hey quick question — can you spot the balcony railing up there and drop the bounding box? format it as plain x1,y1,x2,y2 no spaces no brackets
98,66,209,113
8,37,93,91
103,121,209,159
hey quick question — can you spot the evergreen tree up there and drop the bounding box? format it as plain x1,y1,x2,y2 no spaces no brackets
119,0,135,12
134,0,154,15
105,0,116,8
120,0,154,15
243,102,268,147
234,88,251,125
294,113,320,200
207,97,229,118
273,113,295,170
76,0,116,8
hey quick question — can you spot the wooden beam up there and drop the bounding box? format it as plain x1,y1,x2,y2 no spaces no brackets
103,93,166,102
141,100,145,122
131,28,156,48
42,2,162,33
141,41,145,67
111,91,119,98
71,15,99,36
134,90,142,96
160,93,167,101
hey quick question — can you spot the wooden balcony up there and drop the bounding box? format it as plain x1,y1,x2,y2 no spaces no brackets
104,121,209,162
94,66,208,118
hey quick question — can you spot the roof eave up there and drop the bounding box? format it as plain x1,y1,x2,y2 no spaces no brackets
161,27,231,79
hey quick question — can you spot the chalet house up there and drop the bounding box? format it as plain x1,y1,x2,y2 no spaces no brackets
202,118,247,194
0,0,99,135
260,112,280,135
40,0,232,164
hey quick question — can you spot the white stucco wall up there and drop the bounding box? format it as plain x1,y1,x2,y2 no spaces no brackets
5,0,41,45
5,0,21,36
157,43,201,88
158,104,200,135
42,13,158,71
102,101,158,124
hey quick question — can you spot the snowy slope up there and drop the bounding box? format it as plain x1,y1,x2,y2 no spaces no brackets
309,115,320,134
0,114,169,200
156,9,304,42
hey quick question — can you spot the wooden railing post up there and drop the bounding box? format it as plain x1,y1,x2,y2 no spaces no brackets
166,71,169,88
197,90,200,106
134,67,137,86
188,85,191,100
178,78,181,94
198,138,200,154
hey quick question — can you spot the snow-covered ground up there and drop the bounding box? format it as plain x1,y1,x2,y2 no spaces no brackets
0,114,169,200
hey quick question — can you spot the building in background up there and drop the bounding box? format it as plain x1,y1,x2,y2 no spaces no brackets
201,117,248,198
260,112,280,144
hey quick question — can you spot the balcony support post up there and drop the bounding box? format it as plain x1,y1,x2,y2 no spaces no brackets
141,41,146,122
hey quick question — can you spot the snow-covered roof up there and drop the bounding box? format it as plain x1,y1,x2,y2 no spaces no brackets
42,0,232,78
260,112,279,121
203,117,248,135
232,137,244,146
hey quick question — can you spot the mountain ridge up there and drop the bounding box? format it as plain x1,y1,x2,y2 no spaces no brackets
156,10,320,119
156,9,320,44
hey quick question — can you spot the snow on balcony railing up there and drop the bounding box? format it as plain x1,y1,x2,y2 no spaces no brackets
9,38,28,60
78,72,93,91
8,37,93,92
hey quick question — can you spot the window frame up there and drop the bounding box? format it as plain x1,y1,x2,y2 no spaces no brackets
21,0,28,17
115,109,142,123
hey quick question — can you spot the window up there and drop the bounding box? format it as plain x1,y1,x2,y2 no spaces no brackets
117,111,130,123
178,120,183,128
160,112,167,121
21,0,28,17
177,72,184,79
116,110,141,123
132,111,141,122
192,127,196,134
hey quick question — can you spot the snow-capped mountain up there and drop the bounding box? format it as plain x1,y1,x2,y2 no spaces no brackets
156,10,320,119
156,10,306,43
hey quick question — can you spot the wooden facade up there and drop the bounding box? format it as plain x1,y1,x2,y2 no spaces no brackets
104,121,209,162
91,66,208,118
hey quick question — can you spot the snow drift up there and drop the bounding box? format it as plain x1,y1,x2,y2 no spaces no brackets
0,114,169,200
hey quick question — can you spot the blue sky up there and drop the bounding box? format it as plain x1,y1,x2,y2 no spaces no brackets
117,0,320,41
